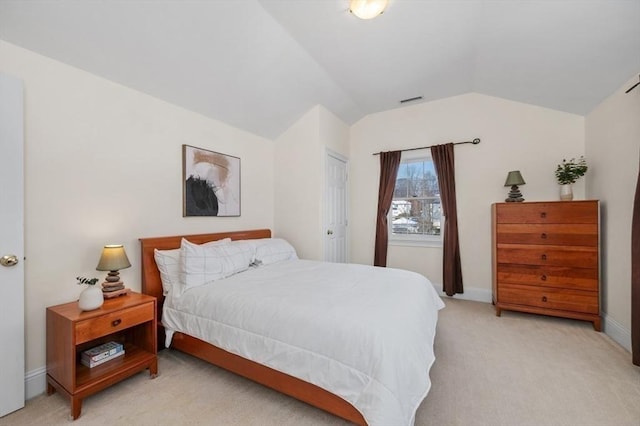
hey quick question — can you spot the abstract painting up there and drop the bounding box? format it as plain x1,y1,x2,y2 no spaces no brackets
182,145,240,217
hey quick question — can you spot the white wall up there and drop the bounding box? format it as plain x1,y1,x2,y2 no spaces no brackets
274,105,349,260
319,105,350,158
586,73,640,349
0,41,274,375
350,93,585,298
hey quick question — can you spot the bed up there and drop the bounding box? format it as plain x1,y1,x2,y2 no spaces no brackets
139,229,444,426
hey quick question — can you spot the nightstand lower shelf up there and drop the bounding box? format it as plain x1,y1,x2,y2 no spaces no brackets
75,343,157,389
47,350,157,420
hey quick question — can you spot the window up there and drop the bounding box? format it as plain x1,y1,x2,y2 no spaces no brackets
389,154,442,246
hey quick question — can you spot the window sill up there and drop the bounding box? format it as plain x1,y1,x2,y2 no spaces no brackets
388,239,443,248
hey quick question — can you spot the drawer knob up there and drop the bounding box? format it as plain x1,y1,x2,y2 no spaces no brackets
542,296,548,302
540,212,547,218
541,274,547,281
541,254,547,261
111,319,122,327
541,233,547,239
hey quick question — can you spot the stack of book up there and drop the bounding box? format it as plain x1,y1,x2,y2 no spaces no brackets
80,341,125,368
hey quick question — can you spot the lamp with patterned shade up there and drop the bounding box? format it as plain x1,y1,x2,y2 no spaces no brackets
504,171,526,202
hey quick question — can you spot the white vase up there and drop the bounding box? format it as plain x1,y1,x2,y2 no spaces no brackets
78,285,104,311
559,183,574,201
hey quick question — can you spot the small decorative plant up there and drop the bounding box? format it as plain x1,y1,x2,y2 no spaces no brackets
555,156,588,185
76,276,99,286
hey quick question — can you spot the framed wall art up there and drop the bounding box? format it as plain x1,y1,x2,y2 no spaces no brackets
182,145,240,217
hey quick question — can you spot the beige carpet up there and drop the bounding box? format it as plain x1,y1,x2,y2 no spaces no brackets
2,299,639,426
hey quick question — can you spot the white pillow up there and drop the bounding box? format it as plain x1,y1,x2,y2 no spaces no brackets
154,238,231,297
154,248,181,297
180,238,254,293
254,238,298,265
228,239,259,263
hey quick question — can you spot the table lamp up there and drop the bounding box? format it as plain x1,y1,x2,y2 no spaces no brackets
504,171,526,202
96,245,131,298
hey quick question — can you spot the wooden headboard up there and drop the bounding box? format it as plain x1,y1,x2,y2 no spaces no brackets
139,229,271,324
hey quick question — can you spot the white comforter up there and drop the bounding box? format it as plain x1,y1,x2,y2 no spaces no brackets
162,259,445,426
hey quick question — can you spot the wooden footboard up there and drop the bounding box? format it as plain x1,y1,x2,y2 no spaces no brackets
139,229,366,426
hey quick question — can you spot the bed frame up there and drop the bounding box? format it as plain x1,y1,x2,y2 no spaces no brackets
139,229,366,425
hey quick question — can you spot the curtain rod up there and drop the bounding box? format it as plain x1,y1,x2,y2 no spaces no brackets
626,75,640,93
372,138,481,156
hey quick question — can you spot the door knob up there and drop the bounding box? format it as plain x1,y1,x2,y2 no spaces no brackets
327,230,333,235
1,254,19,267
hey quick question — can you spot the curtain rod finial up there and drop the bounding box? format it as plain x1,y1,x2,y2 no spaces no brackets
472,138,481,144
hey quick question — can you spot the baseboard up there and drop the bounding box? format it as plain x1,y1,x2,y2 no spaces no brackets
432,282,493,303
25,366,46,400
602,312,632,352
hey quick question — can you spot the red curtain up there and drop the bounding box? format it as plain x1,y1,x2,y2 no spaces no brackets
374,151,401,267
431,143,464,296
632,153,640,366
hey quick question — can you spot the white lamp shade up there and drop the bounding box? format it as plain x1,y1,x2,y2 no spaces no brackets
350,0,388,19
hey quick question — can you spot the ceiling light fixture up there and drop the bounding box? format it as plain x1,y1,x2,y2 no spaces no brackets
349,0,388,20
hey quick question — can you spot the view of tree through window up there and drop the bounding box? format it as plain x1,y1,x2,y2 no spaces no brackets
391,157,441,238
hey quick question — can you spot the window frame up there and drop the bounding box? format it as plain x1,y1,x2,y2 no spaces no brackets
388,151,443,248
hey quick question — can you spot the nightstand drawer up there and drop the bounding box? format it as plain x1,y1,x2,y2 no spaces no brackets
75,302,154,344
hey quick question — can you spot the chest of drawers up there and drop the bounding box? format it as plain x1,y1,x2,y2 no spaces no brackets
492,200,600,330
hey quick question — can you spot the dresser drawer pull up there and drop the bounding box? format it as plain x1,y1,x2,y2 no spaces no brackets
111,319,122,327
540,212,547,218
541,274,547,281
542,296,548,302
541,254,547,261
541,233,547,239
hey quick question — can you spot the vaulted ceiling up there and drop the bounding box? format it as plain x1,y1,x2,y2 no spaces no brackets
0,0,638,139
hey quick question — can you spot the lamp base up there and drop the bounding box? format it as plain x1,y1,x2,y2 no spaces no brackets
505,185,525,202
103,288,131,299
102,280,125,294
105,271,121,282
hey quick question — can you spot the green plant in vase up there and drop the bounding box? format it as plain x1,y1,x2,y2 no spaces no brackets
555,156,587,201
76,276,103,311
76,276,99,286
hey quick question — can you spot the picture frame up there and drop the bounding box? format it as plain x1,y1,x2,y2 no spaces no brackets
182,144,241,217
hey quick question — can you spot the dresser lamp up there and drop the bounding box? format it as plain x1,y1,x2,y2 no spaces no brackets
96,245,131,285
504,171,526,202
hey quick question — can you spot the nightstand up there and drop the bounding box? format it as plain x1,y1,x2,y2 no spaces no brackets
46,292,157,420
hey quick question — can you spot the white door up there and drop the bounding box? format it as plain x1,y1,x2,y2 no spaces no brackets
324,151,348,263
0,73,25,417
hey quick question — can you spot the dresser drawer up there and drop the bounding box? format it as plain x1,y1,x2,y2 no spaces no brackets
499,283,598,314
495,223,598,246
495,201,598,224
75,302,154,344
496,264,598,291
496,244,597,268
